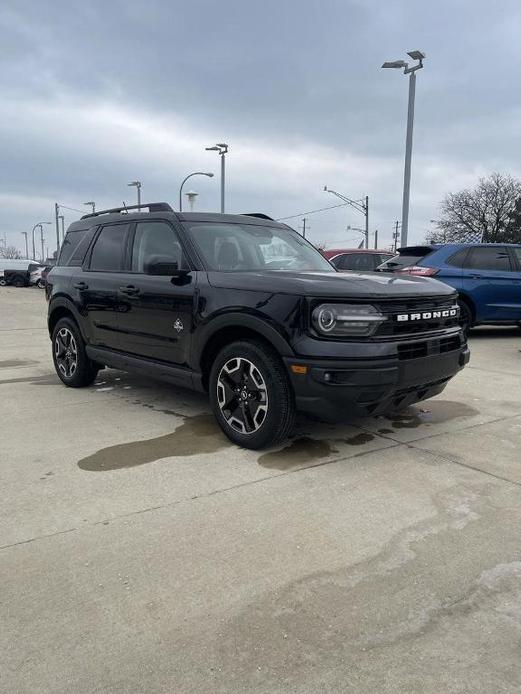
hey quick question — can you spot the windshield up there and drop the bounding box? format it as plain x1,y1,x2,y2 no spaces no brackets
184,222,335,272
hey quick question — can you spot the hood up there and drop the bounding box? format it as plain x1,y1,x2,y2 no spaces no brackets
207,270,457,300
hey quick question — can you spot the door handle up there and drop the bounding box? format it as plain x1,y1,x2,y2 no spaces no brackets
118,285,141,297
73,281,88,290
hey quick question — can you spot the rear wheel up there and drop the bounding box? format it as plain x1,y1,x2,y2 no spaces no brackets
12,275,25,288
209,340,295,449
52,317,99,387
0,277,7,286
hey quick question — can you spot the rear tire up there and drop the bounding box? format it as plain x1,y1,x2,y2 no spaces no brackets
0,277,7,286
12,276,25,288
52,317,99,387
209,340,295,449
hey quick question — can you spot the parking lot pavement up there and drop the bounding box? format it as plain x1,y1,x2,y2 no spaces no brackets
1,288,521,694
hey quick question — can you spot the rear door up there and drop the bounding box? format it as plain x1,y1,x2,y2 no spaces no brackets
115,220,195,366
462,245,520,322
76,222,131,350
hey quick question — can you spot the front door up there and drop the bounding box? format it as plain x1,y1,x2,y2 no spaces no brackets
463,245,521,322
116,220,195,366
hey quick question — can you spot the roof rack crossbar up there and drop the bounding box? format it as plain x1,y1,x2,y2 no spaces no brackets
81,202,174,219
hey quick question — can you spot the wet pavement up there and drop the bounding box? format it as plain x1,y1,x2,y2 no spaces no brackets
1,287,521,693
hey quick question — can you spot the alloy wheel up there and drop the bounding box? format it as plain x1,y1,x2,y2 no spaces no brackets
54,327,78,379
217,357,268,434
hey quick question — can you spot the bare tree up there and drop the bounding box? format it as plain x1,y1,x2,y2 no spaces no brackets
0,245,23,259
429,172,521,244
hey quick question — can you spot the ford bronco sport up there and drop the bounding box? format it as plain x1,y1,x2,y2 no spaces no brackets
46,203,469,449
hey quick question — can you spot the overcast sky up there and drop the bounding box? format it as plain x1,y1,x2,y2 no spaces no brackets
1,0,521,257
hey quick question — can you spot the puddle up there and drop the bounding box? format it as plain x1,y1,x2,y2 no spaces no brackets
344,432,374,446
0,359,38,368
78,414,229,471
258,437,338,471
0,373,60,386
387,400,479,429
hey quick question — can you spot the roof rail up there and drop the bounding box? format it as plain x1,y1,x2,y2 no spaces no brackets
81,202,174,219
241,213,275,221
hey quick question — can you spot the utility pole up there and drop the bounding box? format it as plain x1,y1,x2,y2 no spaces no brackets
59,215,65,244
21,232,28,259
55,203,60,255
374,229,378,249
40,225,45,263
324,187,369,248
392,221,402,253
300,217,309,238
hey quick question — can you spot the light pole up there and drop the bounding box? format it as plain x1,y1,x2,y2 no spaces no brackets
21,232,28,259
58,215,65,244
382,50,426,247
84,201,96,214
179,172,214,211
205,143,228,213
127,181,142,207
324,186,369,248
32,222,51,261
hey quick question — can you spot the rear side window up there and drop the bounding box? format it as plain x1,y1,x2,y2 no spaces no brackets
511,247,521,269
59,229,95,267
466,246,512,272
89,224,129,272
335,254,376,271
446,248,469,268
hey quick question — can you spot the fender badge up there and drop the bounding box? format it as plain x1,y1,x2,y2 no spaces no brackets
174,319,184,333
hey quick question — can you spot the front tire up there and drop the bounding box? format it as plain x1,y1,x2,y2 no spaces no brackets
209,340,295,449
458,299,473,336
52,317,99,387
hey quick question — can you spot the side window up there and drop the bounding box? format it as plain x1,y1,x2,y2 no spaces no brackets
466,246,512,272
446,248,469,268
89,224,129,272
131,221,186,273
333,255,352,270
59,229,95,267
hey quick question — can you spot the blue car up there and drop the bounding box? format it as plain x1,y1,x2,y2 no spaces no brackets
379,243,521,330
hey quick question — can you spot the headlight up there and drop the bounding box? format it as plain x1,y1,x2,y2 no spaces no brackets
312,303,386,337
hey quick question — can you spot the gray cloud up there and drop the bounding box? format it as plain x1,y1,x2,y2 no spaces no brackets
1,0,521,254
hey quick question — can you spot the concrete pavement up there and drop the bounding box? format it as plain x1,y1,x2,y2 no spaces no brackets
1,287,521,693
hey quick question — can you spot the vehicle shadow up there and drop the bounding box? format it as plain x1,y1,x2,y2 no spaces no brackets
468,326,519,339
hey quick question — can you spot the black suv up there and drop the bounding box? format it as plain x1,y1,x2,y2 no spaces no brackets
47,203,469,449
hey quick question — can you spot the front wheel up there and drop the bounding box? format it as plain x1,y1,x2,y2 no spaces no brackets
52,317,99,387
209,340,295,449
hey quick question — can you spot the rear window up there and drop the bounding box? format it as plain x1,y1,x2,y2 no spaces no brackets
446,248,469,267
378,246,434,270
58,228,96,267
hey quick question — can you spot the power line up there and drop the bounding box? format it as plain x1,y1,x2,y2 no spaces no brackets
276,202,349,222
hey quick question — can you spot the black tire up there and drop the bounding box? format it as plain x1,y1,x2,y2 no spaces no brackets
0,277,7,286
36,279,45,289
12,276,25,288
458,299,473,336
209,340,295,450
51,317,99,387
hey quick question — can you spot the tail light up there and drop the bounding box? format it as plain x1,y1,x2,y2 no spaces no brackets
396,266,439,277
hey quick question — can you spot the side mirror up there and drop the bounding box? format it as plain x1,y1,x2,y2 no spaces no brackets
144,256,181,276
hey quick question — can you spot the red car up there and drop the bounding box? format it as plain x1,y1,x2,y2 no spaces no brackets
322,248,394,272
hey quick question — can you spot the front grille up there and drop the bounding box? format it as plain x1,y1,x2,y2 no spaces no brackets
375,298,460,337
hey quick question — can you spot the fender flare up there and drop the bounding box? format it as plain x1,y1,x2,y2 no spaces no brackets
47,296,87,339
193,312,295,368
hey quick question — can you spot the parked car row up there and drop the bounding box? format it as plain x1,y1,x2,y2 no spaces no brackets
0,259,51,288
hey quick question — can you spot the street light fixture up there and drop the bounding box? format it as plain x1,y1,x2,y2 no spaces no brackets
31,222,51,261
205,143,228,213
127,180,142,207
83,201,96,214
324,186,370,248
382,49,426,246
178,172,214,211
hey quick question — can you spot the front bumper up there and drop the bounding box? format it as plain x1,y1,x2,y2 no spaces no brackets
284,335,470,421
